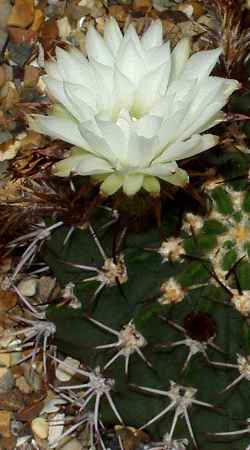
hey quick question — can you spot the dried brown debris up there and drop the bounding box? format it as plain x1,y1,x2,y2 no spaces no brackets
203,0,250,80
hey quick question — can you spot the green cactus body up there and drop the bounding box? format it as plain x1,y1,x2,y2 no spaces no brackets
41,169,250,449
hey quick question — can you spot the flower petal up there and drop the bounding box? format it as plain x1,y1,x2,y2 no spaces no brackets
100,173,123,195
44,61,62,80
54,149,114,177
43,76,76,117
157,108,190,149
51,104,74,121
141,161,177,178
152,79,195,118
91,70,113,114
113,69,135,118
185,77,226,120
97,120,127,162
86,26,114,66
75,154,114,176
90,59,113,91
146,42,171,69
69,47,88,63
166,77,229,139
180,47,222,80
156,134,219,163
29,115,89,149
44,77,96,121
133,63,169,116
141,20,163,50
187,134,219,157
89,60,114,113
123,173,144,196
52,148,88,176
143,175,160,194
223,79,240,96
78,122,117,163
170,37,191,81
55,47,95,89
196,112,224,134
179,98,227,140
161,168,189,186
117,39,147,85
135,115,162,139
104,18,123,56
116,110,132,142
123,24,143,56
126,132,158,167
155,134,202,162
63,82,96,116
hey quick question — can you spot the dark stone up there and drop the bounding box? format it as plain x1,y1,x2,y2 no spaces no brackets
8,42,34,66
0,130,12,144
0,30,8,53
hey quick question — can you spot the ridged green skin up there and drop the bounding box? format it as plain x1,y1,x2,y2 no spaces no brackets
42,150,250,450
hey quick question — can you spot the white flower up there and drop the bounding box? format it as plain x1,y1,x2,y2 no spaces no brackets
30,18,239,196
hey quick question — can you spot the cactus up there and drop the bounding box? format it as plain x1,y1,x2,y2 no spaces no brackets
35,149,250,450
1,3,250,449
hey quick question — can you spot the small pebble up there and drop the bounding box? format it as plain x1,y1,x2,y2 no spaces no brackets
38,276,56,302
23,364,42,392
31,417,49,440
3,64,13,82
16,375,32,394
0,130,12,145
178,2,193,17
0,30,8,52
8,0,34,29
189,0,204,17
17,278,37,297
23,65,40,88
0,352,11,368
0,0,12,30
8,42,34,66
0,390,25,412
132,0,151,11
0,411,12,438
20,130,44,150
0,257,12,273
0,367,14,394
109,5,128,21
57,16,71,40
40,396,66,414
0,139,21,161
48,413,65,447
0,66,6,89
31,8,44,32
56,357,80,382
60,438,82,450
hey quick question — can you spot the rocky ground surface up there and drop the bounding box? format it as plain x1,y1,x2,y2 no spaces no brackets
0,0,250,449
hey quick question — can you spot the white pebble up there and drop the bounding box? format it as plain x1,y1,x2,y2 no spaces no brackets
31,417,49,440
17,278,37,297
56,357,80,382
